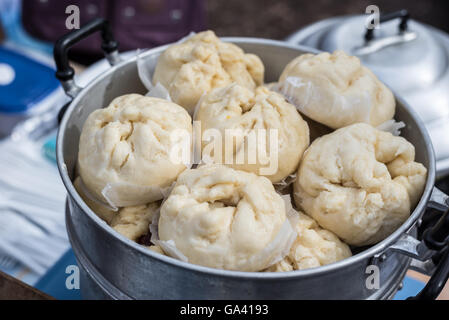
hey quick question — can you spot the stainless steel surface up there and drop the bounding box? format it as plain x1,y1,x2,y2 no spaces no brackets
387,234,435,261
59,50,122,99
60,79,82,100
286,15,449,178
105,50,123,67
428,187,449,211
58,38,438,299
353,31,417,56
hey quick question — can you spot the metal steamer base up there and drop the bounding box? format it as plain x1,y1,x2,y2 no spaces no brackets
55,19,449,300
66,203,410,300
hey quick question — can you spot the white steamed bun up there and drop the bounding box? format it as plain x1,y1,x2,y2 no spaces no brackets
73,177,159,242
195,84,309,183
294,123,427,246
277,50,395,129
78,94,192,207
158,165,296,271
153,30,264,114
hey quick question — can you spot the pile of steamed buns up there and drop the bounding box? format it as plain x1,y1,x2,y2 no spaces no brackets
74,31,427,272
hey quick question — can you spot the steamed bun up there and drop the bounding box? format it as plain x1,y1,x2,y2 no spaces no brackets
277,50,395,129
78,94,192,207
158,165,295,271
73,177,158,241
266,212,351,271
153,30,264,114
195,84,309,183
109,205,158,242
294,123,427,246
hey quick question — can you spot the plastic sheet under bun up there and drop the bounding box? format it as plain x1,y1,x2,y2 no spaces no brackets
247,212,297,271
377,120,406,136
274,173,297,194
101,182,171,209
73,177,159,242
73,177,117,223
137,53,172,101
137,33,196,96
136,49,155,92
145,82,171,101
155,239,188,262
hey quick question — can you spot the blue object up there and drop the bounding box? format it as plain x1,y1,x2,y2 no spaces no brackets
0,46,59,113
0,0,53,55
35,249,81,300
393,276,426,300
42,135,57,164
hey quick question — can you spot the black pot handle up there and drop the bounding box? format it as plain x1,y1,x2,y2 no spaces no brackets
54,18,120,122
409,208,449,300
54,18,118,83
365,9,410,41
408,248,449,300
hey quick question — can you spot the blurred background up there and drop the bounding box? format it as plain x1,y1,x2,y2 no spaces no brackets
208,0,449,38
1,0,448,64
0,0,449,299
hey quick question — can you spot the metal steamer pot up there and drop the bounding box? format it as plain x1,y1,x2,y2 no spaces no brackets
55,19,449,300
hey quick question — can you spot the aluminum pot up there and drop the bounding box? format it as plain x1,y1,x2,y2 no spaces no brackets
55,19,449,300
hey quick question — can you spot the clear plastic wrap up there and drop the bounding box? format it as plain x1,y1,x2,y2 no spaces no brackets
136,32,196,94
247,194,299,270
76,177,119,212
155,239,188,262
149,208,160,245
149,182,176,245
136,49,154,91
252,194,301,270
274,173,297,193
145,82,172,101
377,119,406,136
246,210,298,270
137,52,172,100
101,182,172,209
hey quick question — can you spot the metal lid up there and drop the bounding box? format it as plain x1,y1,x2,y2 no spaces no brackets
306,11,448,94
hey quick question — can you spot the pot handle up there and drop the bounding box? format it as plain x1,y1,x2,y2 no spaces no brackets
54,18,121,122
409,190,449,300
354,9,417,56
364,9,410,41
409,246,449,300
381,188,449,299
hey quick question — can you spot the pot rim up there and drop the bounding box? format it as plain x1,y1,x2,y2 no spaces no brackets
57,37,436,279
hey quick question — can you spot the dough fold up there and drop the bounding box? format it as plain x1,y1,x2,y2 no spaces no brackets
158,165,293,271
277,50,395,129
267,212,351,271
153,30,264,114
195,84,309,182
73,177,158,241
78,94,192,207
294,123,427,246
